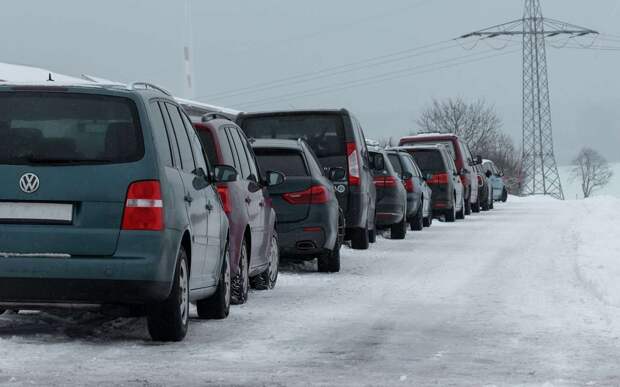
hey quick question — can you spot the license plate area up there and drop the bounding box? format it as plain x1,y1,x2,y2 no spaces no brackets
0,202,73,224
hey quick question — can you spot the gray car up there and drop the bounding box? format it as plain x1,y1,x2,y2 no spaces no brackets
251,139,344,273
0,82,236,342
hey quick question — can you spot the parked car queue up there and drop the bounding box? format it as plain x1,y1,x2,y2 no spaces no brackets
0,82,509,342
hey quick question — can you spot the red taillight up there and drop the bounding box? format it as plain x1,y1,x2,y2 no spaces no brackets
477,175,484,186
346,142,360,186
122,180,164,231
428,173,450,185
283,185,330,205
217,185,231,214
404,178,415,193
374,175,398,188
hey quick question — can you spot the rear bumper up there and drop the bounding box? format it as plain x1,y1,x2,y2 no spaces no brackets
375,200,405,227
0,278,170,306
0,230,181,305
276,203,339,259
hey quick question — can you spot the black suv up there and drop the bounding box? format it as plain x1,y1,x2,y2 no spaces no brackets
237,110,376,250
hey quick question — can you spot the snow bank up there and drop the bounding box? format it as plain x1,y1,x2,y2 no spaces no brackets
572,196,620,307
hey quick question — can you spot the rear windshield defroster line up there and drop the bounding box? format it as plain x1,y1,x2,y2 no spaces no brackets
0,92,144,165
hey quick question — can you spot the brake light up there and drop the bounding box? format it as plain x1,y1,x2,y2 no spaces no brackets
217,185,231,214
122,180,164,231
346,142,360,186
427,173,450,185
374,175,398,188
283,185,329,205
404,178,415,193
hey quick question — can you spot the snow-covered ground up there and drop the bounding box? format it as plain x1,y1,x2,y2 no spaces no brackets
1,197,620,386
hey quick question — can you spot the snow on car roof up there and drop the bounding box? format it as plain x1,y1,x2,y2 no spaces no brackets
175,97,241,117
0,62,97,85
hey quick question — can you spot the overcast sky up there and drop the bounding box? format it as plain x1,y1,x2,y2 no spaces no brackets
2,0,620,163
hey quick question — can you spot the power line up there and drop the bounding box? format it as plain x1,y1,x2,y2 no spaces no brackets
234,47,520,110
196,39,457,100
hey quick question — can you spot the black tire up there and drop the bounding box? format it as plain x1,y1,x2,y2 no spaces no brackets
445,196,457,222
423,215,432,228
501,189,508,202
318,245,341,273
471,196,481,213
464,193,472,216
481,197,490,211
391,216,407,240
368,228,377,244
251,233,279,290
410,204,424,231
231,237,249,305
0,309,5,315
490,197,495,209
196,242,231,320
147,247,190,342
351,226,370,250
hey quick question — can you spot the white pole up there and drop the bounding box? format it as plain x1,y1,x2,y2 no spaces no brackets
184,0,195,99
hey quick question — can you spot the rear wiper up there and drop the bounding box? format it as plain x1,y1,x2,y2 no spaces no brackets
24,157,115,165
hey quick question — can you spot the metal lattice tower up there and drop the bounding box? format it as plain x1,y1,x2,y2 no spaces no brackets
460,0,598,199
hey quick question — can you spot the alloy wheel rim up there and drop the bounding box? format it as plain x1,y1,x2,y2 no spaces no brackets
179,259,189,325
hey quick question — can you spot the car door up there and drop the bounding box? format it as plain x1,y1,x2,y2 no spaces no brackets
226,127,265,269
163,103,209,289
181,112,223,285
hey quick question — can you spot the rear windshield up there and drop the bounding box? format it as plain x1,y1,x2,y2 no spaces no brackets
387,154,403,175
241,114,345,158
0,92,142,165
403,140,456,160
410,150,446,175
197,130,217,167
254,149,308,177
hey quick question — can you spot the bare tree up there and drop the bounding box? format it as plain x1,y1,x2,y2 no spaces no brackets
416,97,502,156
571,147,613,198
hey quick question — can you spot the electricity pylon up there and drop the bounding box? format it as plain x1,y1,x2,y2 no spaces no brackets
460,0,598,199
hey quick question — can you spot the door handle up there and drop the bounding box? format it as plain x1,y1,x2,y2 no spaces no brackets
184,194,193,204
206,201,214,212
245,197,252,204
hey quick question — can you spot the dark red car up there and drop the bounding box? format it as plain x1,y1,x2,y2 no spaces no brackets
194,115,283,305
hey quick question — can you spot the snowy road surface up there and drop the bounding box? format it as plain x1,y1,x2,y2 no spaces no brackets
1,197,620,386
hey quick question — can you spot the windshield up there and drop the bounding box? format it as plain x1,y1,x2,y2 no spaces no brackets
404,140,456,161
241,114,345,158
0,92,143,165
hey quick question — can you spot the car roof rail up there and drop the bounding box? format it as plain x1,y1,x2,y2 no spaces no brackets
128,82,172,96
201,112,231,122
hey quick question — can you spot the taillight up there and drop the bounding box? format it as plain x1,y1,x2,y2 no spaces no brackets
122,180,164,231
477,175,484,186
428,173,450,185
404,178,414,192
217,184,231,214
346,142,360,186
374,175,398,188
283,185,330,205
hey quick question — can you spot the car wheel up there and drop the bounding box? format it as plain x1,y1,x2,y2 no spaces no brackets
0,309,5,315
471,195,481,213
423,215,432,228
351,226,370,250
410,204,424,231
251,233,280,290
464,193,472,216
456,196,465,220
368,228,377,244
391,215,407,240
318,244,341,273
196,241,231,320
147,247,190,342
231,238,249,305
502,189,508,202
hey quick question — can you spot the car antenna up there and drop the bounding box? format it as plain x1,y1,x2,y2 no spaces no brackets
47,73,55,82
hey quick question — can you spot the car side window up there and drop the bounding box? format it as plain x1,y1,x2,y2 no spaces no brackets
149,101,174,167
228,127,251,179
303,144,324,177
180,111,209,173
165,103,196,172
235,128,260,180
353,116,370,167
223,127,242,173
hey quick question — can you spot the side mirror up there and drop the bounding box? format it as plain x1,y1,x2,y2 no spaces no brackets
192,167,210,190
402,171,413,180
213,164,238,183
328,167,346,182
476,155,483,165
265,170,285,187
485,170,493,178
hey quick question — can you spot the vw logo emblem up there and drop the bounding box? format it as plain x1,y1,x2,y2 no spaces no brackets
19,173,40,194
335,184,346,194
